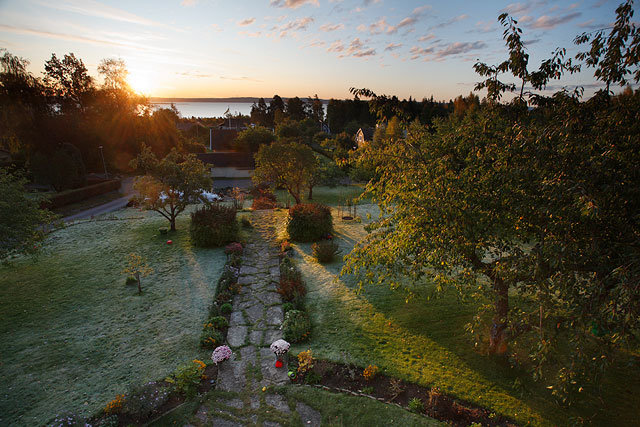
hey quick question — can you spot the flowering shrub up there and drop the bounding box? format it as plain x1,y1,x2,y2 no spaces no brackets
277,279,307,303
270,339,291,357
121,381,170,420
199,325,224,349
311,240,340,263
224,242,243,255
363,364,379,381
252,196,277,210
167,360,206,398
297,349,314,374
212,345,233,364
104,394,125,414
287,203,333,242
207,316,229,329
283,310,311,343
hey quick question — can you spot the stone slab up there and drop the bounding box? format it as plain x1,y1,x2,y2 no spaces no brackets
266,306,283,326
265,394,290,413
296,402,322,426
227,325,247,348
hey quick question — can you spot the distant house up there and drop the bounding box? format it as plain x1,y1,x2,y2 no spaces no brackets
0,149,12,166
197,152,254,179
355,127,374,148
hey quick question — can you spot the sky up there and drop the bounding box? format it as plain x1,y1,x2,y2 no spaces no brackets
0,0,629,100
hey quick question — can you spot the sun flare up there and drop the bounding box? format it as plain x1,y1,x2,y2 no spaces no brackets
127,69,156,95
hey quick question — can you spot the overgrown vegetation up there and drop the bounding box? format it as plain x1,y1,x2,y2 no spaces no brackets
190,204,238,247
287,203,333,242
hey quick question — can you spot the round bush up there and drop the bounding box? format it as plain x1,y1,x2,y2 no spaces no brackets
190,204,238,247
220,303,233,314
287,203,333,242
282,309,311,343
312,240,341,263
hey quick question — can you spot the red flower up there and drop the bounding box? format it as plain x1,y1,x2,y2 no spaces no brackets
275,360,283,368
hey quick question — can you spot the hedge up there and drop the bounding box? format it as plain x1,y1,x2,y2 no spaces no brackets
41,179,121,210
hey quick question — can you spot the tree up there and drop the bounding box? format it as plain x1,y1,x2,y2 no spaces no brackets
131,144,212,231
250,97,270,127
0,171,57,260
235,126,275,152
122,253,152,295
43,53,94,113
286,96,308,121
253,141,316,204
307,94,324,123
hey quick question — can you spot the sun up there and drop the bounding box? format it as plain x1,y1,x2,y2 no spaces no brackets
127,69,156,95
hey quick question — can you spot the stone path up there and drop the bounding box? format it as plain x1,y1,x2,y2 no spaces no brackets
192,210,322,426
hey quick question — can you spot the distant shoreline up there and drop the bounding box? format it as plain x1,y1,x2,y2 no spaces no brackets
149,97,330,103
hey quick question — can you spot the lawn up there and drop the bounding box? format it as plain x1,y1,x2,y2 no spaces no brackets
0,206,227,426
273,186,640,426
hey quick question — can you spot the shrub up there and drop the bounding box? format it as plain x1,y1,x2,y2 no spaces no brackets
200,326,224,349
241,216,252,228
297,349,314,374
216,290,232,304
190,204,238,247
252,196,277,210
168,360,206,398
312,240,341,263
277,279,306,303
280,256,302,283
283,310,311,343
208,302,221,317
363,364,379,381
287,203,332,242
220,303,233,314
408,397,424,413
224,242,243,255
282,302,295,313
228,253,242,268
207,316,229,329
121,382,170,420
104,394,125,415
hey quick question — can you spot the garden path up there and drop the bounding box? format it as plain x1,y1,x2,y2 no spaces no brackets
192,210,322,426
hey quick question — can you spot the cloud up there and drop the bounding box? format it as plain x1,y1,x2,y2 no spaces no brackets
364,18,389,34
327,40,344,52
418,33,436,42
468,20,495,34
523,38,541,45
384,42,402,51
434,41,486,59
342,37,376,57
409,45,435,60
238,18,256,26
220,76,263,82
386,5,431,34
175,70,212,78
529,12,581,29
307,39,326,47
428,14,468,31
319,23,344,32
281,17,314,31
35,0,158,27
353,48,376,57
239,30,263,37
210,24,222,32
181,0,197,6
270,0,318,9
363,0,381,5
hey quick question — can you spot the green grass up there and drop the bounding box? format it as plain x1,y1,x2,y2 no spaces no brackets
0,206,228,426
274,184,369,207
274,198,640,426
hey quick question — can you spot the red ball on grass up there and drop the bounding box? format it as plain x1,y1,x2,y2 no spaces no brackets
167,240,173,245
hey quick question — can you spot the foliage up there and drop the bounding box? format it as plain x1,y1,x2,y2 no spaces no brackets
0,171,57,260
199,325,224,349
277,279,307,305
30,143,86,191
207,316,229,329
362,364,379,381
43,52,94,114
253,141,317,205
235,126,275,152
252,196,278,210
167,360,205,399
408,397,424,413
312,239,341,263
104,394,125,415
224,242,243,255
280,256,302,283
283,309,311,343
121,382,170,420
220,303,233,315
282,302,295,313
297,349,314,374
122,253,152,295
131,144,212,231
189,203,237,247
287,203,333,242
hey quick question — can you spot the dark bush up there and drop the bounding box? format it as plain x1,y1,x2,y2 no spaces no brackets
252,196,277,210
207,316,229,329
40,179,121,209
220,303,233,314
312,240,341,263
199,326,224,349
282,302,295,313
283,310,311,343
277,279,306,303
287,203,332,242
190,204,238,247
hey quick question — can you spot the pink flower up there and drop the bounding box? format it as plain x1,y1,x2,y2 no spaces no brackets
212,345,232,364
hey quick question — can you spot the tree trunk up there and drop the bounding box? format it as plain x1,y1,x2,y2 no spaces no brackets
308,185,313,200
135,272,142,295
292,192,301,205
169,217,176,231
488,275,509,354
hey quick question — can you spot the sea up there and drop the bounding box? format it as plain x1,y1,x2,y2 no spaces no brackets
151,102,254,118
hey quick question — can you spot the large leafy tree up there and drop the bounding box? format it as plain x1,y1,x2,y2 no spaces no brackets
43,53,94,114
0,171,57,260
253,141,316,204
344,0,640,401
131,144,212,231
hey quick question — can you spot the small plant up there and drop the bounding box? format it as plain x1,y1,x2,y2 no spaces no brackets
122,253,153,295
190,204,238,247
216,290,232,304
49,411,85,426
277,279,307,303
304,370,322,384
231,187,245,210
280,240,292,253
252,196,277,209
104,394,125,414
283,309,311,343
96,414,119,427
287,203,333,242
280,256,302,283
212,345,233,364
224,242,243,255
241,216,252,228
297,349,314,374
312,240,340,263
389,378,404,399
207,316,229,329
282,302,295,313
220,302,233,314
408,397,424,413
361,386,374,395
167,360,206,398
363,364,379,381
121,381,170,420
199,326,224,349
